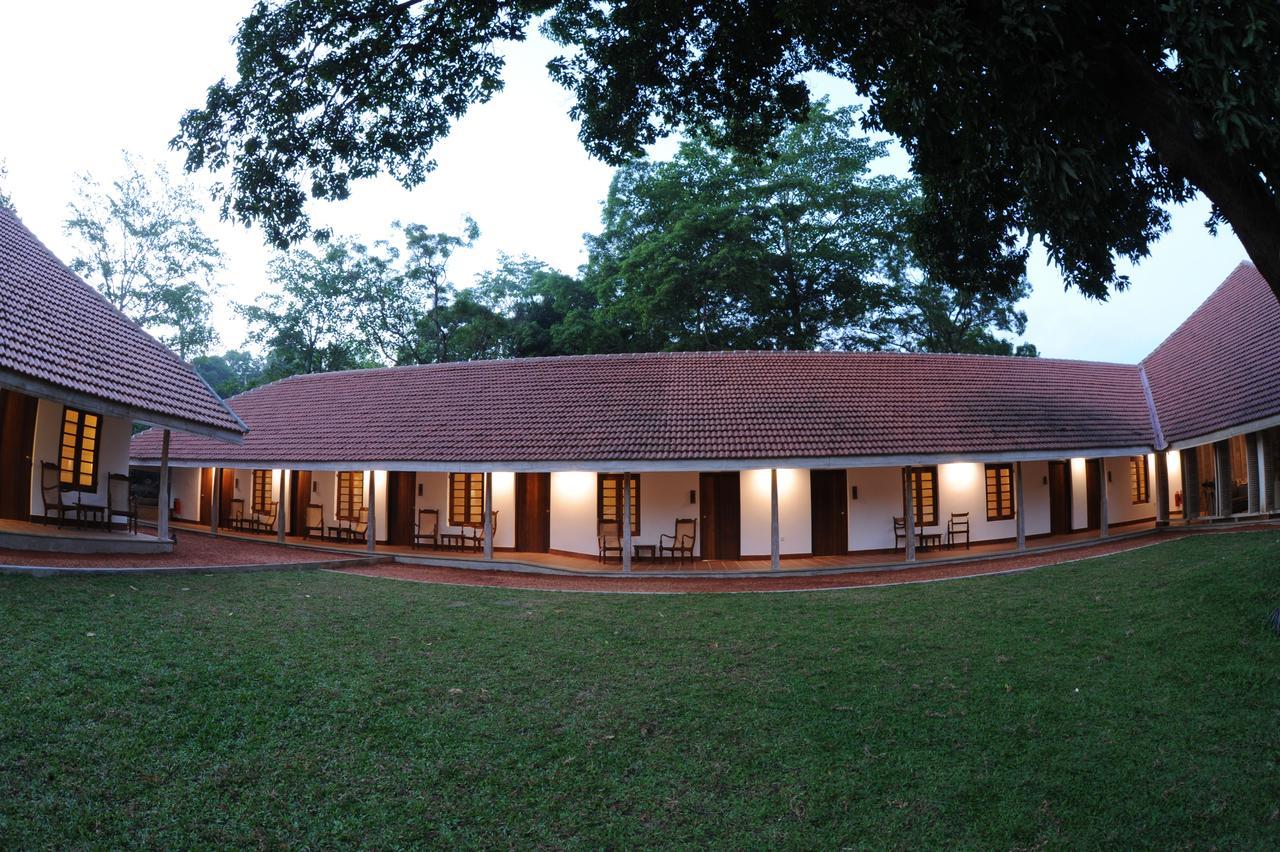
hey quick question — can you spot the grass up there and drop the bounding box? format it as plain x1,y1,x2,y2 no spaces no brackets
1,533,1278,848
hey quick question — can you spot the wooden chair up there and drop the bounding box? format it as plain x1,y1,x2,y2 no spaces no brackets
106,473,138,535
253,501,277,534
229,498,247,531
947,512,970,549
893,516,907,551
413,508,439,549
40,462,75,528
597,520,622,563
347,506,369,543
302,503,325,539
659,518,696,562
463,511,498,551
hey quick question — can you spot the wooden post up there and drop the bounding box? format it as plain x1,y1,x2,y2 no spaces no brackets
157,429,171,542
1154,451,1169,526
483,471,494,561
1180,448,1199,522
1014,461,1026,550
1097,457,1109,538
277,469,287,544
621,472,633,573
210,466,220,535
902,467,916,562
366,471,377,553
769,468,780,572
1245,433,1260,514
1262,430,1277,514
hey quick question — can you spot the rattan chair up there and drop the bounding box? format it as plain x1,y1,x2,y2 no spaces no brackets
413,508,439,549
946,512,970,549
893,516,907,551
40,462,75,528
597,520,622,563
302,503,325,539
463,511,497,551
229,498,247,531
659,518,696,561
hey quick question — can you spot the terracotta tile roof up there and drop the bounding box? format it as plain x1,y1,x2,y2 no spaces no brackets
131,349,1155,466
0,207,245,438
1142,261,1280,445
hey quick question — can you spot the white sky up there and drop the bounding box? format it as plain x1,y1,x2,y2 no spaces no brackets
0,0,1248,364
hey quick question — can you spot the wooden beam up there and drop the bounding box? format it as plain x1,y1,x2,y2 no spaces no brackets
902,467,916,562
769,468,780,572
1246,433,1260,514
157,429,171,543
1014,461,1026,550
621,472,632,573
1214,440,1232,517
483,471,494,560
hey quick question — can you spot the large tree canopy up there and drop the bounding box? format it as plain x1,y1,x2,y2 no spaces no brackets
177,1,1280,300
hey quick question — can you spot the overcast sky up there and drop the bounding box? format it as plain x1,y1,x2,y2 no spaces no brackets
0,1,1248,364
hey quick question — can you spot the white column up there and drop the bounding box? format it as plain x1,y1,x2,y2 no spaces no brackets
903,467,916,562
277,470,287,544
621,472,633,573
1098,458,1109,538
483,471,494,560
210,466,219,535
366,471,377,553
1014,461,1026,550
157,429,171,542
769,468,780,571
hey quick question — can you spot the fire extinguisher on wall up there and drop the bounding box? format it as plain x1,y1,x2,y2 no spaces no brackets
172,497,182,518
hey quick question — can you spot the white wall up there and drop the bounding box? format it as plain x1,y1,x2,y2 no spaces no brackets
28,398,130,514
169,467,201,521
848,466,904,550
549,471,597,554
740,468,810,556
1104,454,1158,525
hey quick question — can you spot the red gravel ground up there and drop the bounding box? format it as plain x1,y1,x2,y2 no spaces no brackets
333,528,1218,594
0,532,366,569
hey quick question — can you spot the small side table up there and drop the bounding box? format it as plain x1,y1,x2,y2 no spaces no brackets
633,544,656,561
77,503,106,530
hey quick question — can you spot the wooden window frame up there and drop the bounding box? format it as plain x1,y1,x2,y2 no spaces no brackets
251,469,271,514
1130,456,1150,504
984,463,1015,521
449,472,485,526
58,407,101,493
597,473,640,536
909,466,938,528
336,471,364,521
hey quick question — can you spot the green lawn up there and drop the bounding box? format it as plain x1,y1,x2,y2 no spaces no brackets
1,534,1278,848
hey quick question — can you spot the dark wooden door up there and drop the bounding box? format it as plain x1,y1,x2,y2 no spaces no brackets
288,470,312,535
699,472,740,560
219,468,235,528
0,390,38,521
1085,460,1101,530
515,472,551,552
810,469,848,555
385,472,417,546
1048,461,1072,535
199,467,213,524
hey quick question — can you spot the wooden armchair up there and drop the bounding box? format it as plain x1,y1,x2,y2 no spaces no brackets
229,498,247,531
302,503,325,539
463,511,497,551
413,508,439,549
893,516,907,551
659,518,696,562
347,506,369,543
40,462,75,528
106,473,138,535
947,512,970,549
253,501,277,534
597,520,622,563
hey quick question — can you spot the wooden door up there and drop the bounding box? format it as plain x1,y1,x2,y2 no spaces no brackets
1048,461,1072,535
199,467,213,524
515,472,551,552
1085,460,1101,530
219,468,235,528
0,390,38,521
385,471,417,546
810,469,848,556
288,470,312,535
699,472,740,560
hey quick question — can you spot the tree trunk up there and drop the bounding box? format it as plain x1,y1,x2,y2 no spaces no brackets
1113,52,1280,299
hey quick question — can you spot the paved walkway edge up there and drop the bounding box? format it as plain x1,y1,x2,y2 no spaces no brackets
0,555,391,578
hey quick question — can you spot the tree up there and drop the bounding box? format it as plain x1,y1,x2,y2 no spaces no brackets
240,240,377,381
63,152,223,359
0,158,15,213
890,278,1038,357
470,255,611,357
582,103,917,351
177,2,1280,301
191,350,265,398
